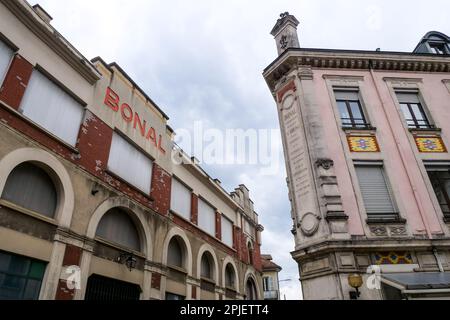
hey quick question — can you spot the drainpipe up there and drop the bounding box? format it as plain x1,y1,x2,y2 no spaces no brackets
368,61,433,239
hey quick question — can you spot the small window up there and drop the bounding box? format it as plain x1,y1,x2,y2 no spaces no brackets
200,252,214,280
167,237,184,269
221,216,234,248
1,162,57,218
225,264,236,289
396,92,432,129
355,165,398,218
108,132,153,194
426,168,450,219
165,292,185,300
334,90,370,129
96,208,141,252
20,70,85,146
170,178,191,220
429,43,448,55
245,278,257,300
247,242,254,265
0,40,13,83
263,276,274,291
198,199,216,236
0,251,47,300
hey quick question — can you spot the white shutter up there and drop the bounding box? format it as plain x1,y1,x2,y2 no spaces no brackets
108,132,153,194
0,41,13,82
198,199,216,236
355,166,397,215
221,216,234,247
170,178,191,220
20,71,84,146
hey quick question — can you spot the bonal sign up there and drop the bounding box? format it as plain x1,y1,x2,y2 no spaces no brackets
104,87,166,155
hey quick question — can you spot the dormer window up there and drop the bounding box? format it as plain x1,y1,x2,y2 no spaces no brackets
429,43,448,55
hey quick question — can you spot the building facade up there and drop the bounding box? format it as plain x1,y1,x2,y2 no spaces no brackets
264,13,450,300
0,0,265,300
261,255,282,300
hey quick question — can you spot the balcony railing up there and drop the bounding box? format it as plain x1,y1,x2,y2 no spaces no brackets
264,290,279,300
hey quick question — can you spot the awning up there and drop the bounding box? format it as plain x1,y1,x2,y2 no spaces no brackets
382,273,450,295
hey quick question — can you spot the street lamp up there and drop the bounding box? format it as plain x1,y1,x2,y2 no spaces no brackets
118,253,137,272
348,273,363,300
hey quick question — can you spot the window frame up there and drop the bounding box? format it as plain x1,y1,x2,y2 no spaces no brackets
170,176,192,221
395,90,435,130
0,33,18,86
354,162,400,221
429,42,449,55
334,89,371,129
221,215,234,248
425,163,450,221
197,197,217,237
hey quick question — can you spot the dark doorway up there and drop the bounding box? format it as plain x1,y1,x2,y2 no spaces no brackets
85,274,141,301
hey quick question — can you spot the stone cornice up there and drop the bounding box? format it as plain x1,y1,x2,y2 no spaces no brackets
264,48,450,90
1,0,101,84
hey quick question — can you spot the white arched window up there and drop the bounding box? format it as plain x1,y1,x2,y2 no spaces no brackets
96,208,141,252
1,162,57,218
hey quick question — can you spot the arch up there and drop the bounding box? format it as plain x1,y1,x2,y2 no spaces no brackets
221,256,239,293
244,270,261,300
246,239,254,265
196,244,219,284
0,148,74,227
162,227,193,276
87,197,153,259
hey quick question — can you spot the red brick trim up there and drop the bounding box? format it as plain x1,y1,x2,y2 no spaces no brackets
191,193,198,225
215,211,222,240
150,163,171,216
277,80,296,103
191,286,197,299
0,54,33,110
55,279,75,300
151,272,162,290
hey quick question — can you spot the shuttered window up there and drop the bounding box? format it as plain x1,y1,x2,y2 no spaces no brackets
108,132,153,194
198,199,216,236
0,41,13,83
221,216,234,247
355,165,397,217
170,178,191,220
20,71,84,146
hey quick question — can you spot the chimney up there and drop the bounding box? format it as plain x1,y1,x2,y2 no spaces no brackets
271,12,300,56
32,4,53,24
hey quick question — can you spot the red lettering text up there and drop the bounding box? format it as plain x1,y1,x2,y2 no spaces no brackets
104,87,119,111
121,103,133,123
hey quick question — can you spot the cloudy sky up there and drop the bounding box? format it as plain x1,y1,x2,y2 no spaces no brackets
36,0,450,300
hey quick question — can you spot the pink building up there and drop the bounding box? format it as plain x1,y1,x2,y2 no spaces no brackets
264,13,450,300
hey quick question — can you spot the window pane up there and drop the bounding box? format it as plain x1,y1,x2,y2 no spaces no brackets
0,41,13,82
170,179,191,220
168,238,183,268
221,216,234,247
0,252,46,300
349,101,363,120
355,166,397,215
410,104,426,121
1,163,57,218
400,104,412,120
428,171,450,215
108,132,153,194
20,71,84,146
337,101,350,120
96,208,141,251
198,199,216,236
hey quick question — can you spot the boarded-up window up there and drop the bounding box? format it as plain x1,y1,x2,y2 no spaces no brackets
108,132,153,194
96,208,141,252
1,163,57,218
167,237,184,269
221,216,234,248
225,264,236,289
355,165,397,217
170,178,191,220
20,71,84,146
201,252,213,280
198,199,216,236
0,40,13,82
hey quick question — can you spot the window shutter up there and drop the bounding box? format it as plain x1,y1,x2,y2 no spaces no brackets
355,166,397,215
198,199,216,236
170,179,191,220
20,71,84,146
334,90,359,101
108,132,153,194
221,216,234,247
396,92,420,104
0,41,13,81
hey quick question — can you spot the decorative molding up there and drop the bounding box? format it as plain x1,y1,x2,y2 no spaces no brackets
347,135,380,153
315,159,334,170
297,65,313,80
299,212,321,237
370,226,388,236
415,136,447,153
389,226,407,236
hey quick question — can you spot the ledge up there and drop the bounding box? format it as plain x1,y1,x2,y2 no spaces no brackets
342,126,377,132
409,127,442,134
326,212,349,221
366,216,407,225
0,199,58,226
